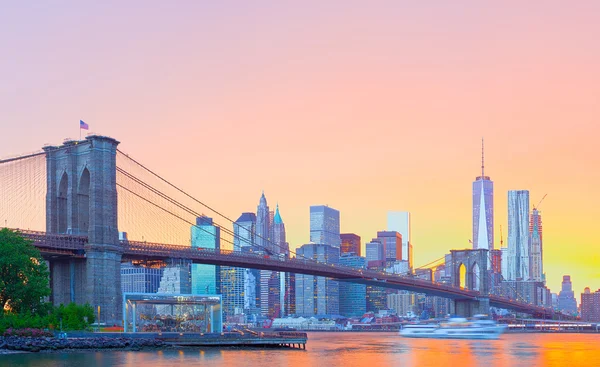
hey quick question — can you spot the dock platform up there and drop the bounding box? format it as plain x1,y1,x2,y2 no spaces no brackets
65,331,308,350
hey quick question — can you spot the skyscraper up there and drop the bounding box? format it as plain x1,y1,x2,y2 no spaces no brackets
283,272,296,316
507,190,530,280
233,212,258,316
260,271,281,318
338,253,367,317
472,140,494,252
260,204,288,318
529,208,543,282
387,211,412,268
273,204,289,256
191,216,220,295
272,204,291,316
220,265,245,320
310,205,341,247
121,263,163,293
340,233,361,256
233,212,256,251
376,231,403,264
558,275,578,314
256,192,271,253
365,240,385,264
256,192,279,318
295,243,339,316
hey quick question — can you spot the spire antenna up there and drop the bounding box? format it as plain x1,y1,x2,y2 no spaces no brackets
481,137,485,178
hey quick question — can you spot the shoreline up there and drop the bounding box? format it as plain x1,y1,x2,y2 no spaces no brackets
0,332,307,353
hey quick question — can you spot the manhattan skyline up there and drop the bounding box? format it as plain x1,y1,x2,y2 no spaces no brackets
1,2,599,295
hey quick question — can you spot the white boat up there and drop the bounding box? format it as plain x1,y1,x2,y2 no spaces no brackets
399,316,506,340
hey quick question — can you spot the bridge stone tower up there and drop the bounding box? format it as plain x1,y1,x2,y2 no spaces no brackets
44,135,122,325
448,249,490,317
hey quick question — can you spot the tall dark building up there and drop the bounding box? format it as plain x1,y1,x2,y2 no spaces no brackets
340,233,361,256
284,272,296,316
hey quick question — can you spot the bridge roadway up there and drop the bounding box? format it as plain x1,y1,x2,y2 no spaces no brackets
17,229,559,318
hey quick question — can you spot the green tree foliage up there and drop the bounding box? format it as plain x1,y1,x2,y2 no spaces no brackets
0,228,51,315
0,303,96,333
48,303,95,331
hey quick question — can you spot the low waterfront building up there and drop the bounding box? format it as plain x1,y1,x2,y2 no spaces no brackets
123,293,222,333
271,317,338,331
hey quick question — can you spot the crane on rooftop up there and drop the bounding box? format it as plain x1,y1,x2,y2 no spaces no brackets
533,194,547,211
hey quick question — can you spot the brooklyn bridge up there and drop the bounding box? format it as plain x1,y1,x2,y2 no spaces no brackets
0,135,568,324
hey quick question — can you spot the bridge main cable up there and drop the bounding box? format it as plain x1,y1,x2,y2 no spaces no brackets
0,151,45,165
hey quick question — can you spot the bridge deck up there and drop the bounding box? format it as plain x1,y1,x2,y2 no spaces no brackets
10,229,567,318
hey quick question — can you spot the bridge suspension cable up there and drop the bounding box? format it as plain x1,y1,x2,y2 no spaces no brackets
116,182,242,250
0,153,46,231
115,150,308,261
414,256,445,270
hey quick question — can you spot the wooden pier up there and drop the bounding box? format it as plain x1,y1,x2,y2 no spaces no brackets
68,330,308,350
159,331,307,349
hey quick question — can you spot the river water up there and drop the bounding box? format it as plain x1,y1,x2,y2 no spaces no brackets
3,332,600,367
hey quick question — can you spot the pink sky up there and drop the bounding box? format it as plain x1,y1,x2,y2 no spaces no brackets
1,1,599,295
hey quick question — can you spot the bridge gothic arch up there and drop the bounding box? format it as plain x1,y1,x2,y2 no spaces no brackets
57,171,68,233
78,167,90,235
449,249,489,294
458,262,466,288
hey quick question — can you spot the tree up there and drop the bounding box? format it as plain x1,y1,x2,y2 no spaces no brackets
0,228,51,315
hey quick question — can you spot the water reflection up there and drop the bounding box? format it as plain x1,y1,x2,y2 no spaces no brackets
3,332,600,367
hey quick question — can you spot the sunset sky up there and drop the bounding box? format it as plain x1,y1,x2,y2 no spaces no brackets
1,2,599,296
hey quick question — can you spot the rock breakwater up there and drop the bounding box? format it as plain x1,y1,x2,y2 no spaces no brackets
0,336,165,353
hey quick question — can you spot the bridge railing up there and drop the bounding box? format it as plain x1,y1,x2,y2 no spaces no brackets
11,229,87,251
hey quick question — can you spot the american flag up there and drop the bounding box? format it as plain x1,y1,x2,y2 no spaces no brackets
80,120,89,130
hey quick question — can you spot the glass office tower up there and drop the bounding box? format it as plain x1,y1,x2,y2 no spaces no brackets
191,216,221,295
